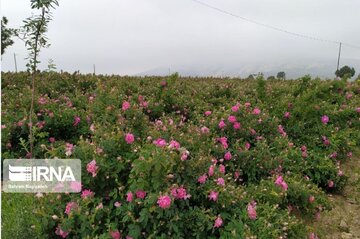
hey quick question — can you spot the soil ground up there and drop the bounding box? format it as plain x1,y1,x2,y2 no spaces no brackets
313,151,360,239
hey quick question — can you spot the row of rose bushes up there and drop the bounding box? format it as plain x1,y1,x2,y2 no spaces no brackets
1,72,359,238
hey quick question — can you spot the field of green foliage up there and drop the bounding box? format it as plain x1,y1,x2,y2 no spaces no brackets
1,72,360,238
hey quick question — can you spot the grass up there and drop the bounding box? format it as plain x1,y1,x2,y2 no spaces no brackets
1,193,43,239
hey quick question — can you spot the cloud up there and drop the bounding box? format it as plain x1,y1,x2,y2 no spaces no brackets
1,0,360,77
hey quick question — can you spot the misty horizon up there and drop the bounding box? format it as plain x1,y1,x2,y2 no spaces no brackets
1,0,360,78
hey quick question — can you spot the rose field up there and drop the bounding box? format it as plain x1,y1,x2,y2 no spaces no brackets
1,72,360,238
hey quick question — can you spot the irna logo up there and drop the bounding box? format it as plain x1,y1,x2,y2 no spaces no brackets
3,159,81,193
9,165,76,182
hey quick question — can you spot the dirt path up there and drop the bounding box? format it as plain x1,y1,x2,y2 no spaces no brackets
313,152,360,239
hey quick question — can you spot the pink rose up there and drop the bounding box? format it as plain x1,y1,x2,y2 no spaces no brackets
153,138,167,147
73,116,81,127
86,160,98,177
224,152,232,161
157,195,171,209
201,126,210,134
247,202,257,220
214,216,223,228
218,137,228,149
81,189,94,199
65,201,77,215
125,133,135,144
126,192,133,202
181,151,189,161
208,191,219,201
70,181,82,192
216,178,225,186
171,187,190,200
228,115,236,123
110,230,121,239
122,101,130,111
55,225,69,238
309,233,319,239
252,108,261,115
208,165,215,177
219,164,226,174
65,143,74,157
233,122,241,130
328,180,334,188
308,195,315,203
169,140,180,149
275,176,288,191
231,104,240,112
135,190,147,199
321,115,329,124
218,120,226,129
198,174,208,184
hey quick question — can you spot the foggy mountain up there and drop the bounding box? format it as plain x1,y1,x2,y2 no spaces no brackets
137,58,360,79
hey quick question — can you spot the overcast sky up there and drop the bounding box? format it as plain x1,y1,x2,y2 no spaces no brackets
1,0,360,77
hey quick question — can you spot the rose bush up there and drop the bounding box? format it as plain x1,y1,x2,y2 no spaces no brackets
1,72,359,238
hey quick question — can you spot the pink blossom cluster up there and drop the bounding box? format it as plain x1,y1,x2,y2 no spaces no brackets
216,177,225,186
217,137,228,149
208,165,215,176
38,96,48,105
122,101,131,111
284,111,291,118
208,191,219,201
135,190,147,199
275,175,288,191
138,95,148,108
73,116,81,126
126,192,133,202
198,174,208,184
277,125,287,137
231,103,240,112
171,186,191,200
81,189,94,199
218,119,226,129
321,136,330,146
65,143,74,156
180,150,190,161
247,201,257,220
110,230,121,239
36,121,46,129
252,108,261,115
55,225,69,238
157,195,171,209
321,115,329,124
224,151,232,161
86,160,98,177
125,133,135,144
70,181,82,191
214,216,223,228
204,111,212,116
200,126,210,134
169,140,180,149
153,138,167,147
301,145,308,158
65,201,78,215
